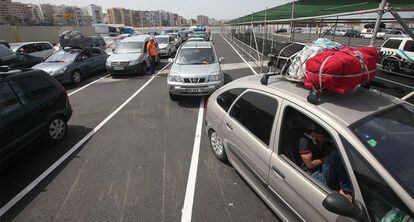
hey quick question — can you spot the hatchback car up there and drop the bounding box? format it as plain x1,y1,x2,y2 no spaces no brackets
155,35,177,57
205,74,414,221
32,47,107,84
380,37,414,73
106,35,159,76
10,41,55,59
0,68,72,163
167,41,224,100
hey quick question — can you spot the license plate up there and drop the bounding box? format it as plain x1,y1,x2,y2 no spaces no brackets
187,88,204,93
113,66,124,70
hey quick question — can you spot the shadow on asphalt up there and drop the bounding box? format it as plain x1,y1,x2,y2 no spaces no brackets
223,72,233,84
175,96,202,109
0,124,93,222
63,71,107,91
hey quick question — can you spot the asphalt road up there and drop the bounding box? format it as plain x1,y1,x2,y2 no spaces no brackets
1,33,278,222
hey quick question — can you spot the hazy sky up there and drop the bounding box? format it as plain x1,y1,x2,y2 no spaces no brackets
17,0,288,20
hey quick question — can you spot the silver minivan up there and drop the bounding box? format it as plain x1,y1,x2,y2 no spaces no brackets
205,74,414,221
167,41,224,100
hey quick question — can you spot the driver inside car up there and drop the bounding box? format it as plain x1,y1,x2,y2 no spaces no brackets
298,121,353,201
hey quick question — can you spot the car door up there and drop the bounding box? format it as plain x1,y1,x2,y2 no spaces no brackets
40,43,54,58
221,90,280,192
78,49,97,75
90,48,107,72
268,101,355,221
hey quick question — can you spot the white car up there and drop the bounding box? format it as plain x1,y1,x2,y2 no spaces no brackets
333,29,347,36
380,37,414,73
155,35,177,58
10,41,55,59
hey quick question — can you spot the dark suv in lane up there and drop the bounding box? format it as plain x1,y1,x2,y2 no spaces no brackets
0,68,72,163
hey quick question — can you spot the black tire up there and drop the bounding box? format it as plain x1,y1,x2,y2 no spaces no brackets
209,130,227,162
169,92,179,101
383,59,400,73
140,62,147,74
44,115,67,145
71,70,82,84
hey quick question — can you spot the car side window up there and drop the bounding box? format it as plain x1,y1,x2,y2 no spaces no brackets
0,82,21,115
279,106,353,195
216,88,246,112
31,44,43,53
41,43,52,50
229,91,278,146
403,40,414,52
382,39,402,49
14,76,56,101
342,138,414,222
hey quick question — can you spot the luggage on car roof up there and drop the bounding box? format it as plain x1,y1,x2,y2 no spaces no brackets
304,46,379,94
59,31,93,49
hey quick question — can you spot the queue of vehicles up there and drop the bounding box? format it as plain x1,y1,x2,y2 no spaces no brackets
1,24,413,221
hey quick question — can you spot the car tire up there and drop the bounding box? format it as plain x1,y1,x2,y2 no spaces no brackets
383,59,400,73
209,130,227,162
169,92,179,101
44,115,67,145
140,62,147,74
71,70,82,84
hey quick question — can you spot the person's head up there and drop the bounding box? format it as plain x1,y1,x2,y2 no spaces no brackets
304,120,325,142
149,37,154,43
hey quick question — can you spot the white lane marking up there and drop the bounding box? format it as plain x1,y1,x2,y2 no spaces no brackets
68,74,110,96
220,34,258,75
376,76,414,90
0,63,171,217
181,97,205,222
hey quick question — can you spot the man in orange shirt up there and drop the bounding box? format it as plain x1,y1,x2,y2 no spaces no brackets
147,38,158,74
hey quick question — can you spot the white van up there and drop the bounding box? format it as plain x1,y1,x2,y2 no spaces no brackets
380,37,414,73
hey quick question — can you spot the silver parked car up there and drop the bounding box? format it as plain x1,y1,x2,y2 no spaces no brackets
167,41,224,100
205,74,414,221
155,35,177,58
10,41,55,59
106,35,158,76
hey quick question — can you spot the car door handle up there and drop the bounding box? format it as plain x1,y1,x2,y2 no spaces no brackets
272,166,285,180
225,122,233,131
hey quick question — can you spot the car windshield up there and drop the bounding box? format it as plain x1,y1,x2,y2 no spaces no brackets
114,41,144,54
352,104,414,197
176,48,215,65
168,34,178,38
161,30,173,35
156,37,169,44
45,50,78,62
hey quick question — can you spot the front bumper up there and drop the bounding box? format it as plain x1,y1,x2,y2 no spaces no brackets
107,63,140,75
168,81,223,96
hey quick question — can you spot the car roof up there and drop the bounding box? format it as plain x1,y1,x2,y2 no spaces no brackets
386,37,412,41
120,35,151,42
10,41,51,46
231,75,400,126
155,35,170,38
181,41,212,49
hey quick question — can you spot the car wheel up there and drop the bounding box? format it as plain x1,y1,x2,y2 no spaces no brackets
383,59,400,73
71,70,82,84
169,92,179,101
44,115,67,145
209,130,227,161
140,62,147,74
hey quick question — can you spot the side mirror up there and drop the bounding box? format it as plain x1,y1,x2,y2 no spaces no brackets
219,57,225,63
323,192,363,220
168,58,174,63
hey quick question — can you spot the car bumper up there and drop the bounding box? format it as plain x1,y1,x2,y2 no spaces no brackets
158,49,169,56
168,81,223,96
107,64,140,75
51,72,72,84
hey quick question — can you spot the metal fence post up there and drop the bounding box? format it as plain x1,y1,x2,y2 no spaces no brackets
308,24,312,42
347,27,353,46
318,18,324,38
261,7,268,72
289,0,296,42
332,16,338,41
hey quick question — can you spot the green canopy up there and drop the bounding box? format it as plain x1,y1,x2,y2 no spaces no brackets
230,0,414,24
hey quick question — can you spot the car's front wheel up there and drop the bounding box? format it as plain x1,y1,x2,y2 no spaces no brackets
140,62,147,74
71,70,82,84
209,130,227,162
44,115,67,145
383,59,400,73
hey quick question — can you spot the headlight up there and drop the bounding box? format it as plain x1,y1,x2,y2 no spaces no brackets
208,73,220,81
129,60,139,65
106,60,111,66
168,73,182,82
52,67,67,75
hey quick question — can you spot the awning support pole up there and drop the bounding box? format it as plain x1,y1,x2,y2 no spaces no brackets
370,0,388,46
289,0,296,42
261,7,268,72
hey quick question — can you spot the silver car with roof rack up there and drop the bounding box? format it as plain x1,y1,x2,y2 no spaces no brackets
205,73,414,222
167,41,224,100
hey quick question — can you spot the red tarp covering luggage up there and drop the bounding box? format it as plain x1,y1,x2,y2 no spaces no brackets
304,47,379,94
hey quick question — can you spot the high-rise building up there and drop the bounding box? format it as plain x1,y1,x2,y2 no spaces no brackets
83,4,103,24
197,15,209,26
0,0,14,25
38,4,56,24
11,2,42,25
107,7,133,26
176,16,188,27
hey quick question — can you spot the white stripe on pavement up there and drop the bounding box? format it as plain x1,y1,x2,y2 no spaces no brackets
181,97,205,222
0,63,171,217
220,34,258,75
68,74,110,96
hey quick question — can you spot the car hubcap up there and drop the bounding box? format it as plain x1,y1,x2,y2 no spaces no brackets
210,132,223,156
385,62,395,71
49,119,65,140
73,72,81,83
